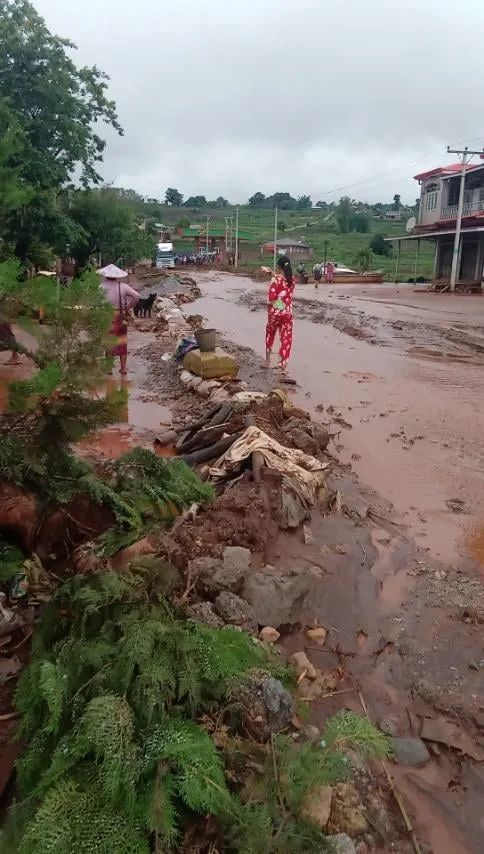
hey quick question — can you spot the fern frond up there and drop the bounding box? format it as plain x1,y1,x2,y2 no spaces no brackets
38,661,68,734
324,710,391,759
19,778,149,854
70,694,139,807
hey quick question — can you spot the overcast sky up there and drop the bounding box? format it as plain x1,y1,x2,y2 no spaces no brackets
36,0,484,204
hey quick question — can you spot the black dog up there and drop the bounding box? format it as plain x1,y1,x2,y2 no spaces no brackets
134,293,157,318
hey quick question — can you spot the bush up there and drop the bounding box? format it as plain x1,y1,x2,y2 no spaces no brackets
370,234,392,257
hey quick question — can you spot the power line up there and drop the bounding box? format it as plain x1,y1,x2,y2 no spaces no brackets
311,135,484,199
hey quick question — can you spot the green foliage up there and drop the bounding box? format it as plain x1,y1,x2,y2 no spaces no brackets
0,538,24,581
0,0,122,264
370,232,393,256
6,564,390,853
354,247,373,272
67,188,155,270
165,187,183,206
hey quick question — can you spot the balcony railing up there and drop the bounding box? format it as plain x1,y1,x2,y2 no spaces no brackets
441,199,484,221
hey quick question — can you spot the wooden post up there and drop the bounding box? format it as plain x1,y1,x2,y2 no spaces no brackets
394,240,401,283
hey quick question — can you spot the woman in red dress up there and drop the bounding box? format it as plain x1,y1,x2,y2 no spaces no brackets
263,254,294,371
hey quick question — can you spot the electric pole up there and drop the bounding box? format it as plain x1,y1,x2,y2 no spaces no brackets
447,145,484,291
205,215,211,257
234,207,239,269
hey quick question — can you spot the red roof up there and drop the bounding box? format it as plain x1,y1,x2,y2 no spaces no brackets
413,162,482,181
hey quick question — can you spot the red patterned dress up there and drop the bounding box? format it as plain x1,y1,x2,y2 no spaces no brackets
265,274,294,367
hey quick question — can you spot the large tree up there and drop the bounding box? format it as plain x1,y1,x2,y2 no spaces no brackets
248,191,266,208
0,0,122,263
68,189,154,271
165,187,183,206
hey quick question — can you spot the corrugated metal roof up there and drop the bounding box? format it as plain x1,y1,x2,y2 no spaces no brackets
262,237,310,248
413,163,483,181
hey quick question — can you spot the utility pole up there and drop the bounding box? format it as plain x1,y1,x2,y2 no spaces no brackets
447,145,484,291
205,215,211,257
273,207,278,272
234,207,239,269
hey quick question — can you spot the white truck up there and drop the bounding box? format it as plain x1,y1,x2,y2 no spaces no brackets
155,242,175,269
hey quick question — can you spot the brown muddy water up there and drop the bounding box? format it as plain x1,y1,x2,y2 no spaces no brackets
192,272,484,569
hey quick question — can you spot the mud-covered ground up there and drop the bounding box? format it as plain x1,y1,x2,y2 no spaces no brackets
121,295,484,853
3,274,483,852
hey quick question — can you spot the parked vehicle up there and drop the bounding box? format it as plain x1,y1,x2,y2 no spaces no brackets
155,242,175,269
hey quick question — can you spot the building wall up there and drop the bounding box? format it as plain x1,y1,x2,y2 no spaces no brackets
419,177,444,226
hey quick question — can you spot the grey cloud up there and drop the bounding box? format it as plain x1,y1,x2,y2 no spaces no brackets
36,0,484,202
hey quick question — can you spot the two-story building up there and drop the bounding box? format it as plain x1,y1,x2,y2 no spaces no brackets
390,160,484,288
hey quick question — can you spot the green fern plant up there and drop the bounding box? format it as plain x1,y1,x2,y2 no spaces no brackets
6,567,390,853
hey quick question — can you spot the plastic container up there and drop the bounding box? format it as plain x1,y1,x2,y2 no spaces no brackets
195,328,217,352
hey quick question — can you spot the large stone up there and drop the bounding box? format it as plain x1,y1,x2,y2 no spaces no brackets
242,567,314,628
301,785,333,828
183,348,238,380
197,547,250,597
325,834,357,854
389,736,430,767
234,669,293,741
187,601,224,628
213,591,258,634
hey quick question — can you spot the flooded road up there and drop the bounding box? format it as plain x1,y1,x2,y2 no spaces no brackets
192,272,484,568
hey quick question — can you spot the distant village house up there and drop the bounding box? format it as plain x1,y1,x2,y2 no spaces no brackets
261,237,313,258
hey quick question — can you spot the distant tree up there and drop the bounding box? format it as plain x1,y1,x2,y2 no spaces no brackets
184,195,207,208
248,192,266,207
315,200,328,209
296,195,312,210
176,218,190,230
279,221,286,232
165,188,183,206
270,192,297,210
350,213,370,233
336,196,353,233
215,196,229,208
369,233,392,256
393,194,401,210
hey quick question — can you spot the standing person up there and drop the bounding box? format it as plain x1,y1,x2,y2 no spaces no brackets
262,254,295,372
313,261,322,288
325,260,335,285
99,264,140,376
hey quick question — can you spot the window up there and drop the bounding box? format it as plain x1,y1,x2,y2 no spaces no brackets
425,182,439,212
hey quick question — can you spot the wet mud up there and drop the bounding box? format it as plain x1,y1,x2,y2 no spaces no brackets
190,272,484,569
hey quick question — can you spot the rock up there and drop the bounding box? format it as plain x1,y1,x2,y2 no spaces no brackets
196,547,250,597
223,546,251,573
297,678,323,701
378,714,402,737
291,651,317,680
213,591,258,634
187,601,225,628
325,834,356,854
303,524,315,545
301,784,332,829
259,626,280,644
179,370,193,385
242,567,314,628
330,783,368,837
390,736,430,767
197,379,221,397
301,724,321,744
235,670,293,741
306,626,327,646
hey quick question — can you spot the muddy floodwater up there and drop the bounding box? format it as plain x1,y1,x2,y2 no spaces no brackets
191,272,484,569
